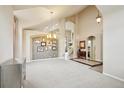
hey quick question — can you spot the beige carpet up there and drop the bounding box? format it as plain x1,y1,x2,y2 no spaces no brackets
24,58,124,88
72,58,102,67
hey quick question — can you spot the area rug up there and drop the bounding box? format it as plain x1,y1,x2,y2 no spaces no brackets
71,58,102,67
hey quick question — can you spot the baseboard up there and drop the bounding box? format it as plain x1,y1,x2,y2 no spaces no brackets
103,72,124,82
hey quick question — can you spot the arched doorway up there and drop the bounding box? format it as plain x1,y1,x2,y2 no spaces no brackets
87,36,96,60
65,21,75,59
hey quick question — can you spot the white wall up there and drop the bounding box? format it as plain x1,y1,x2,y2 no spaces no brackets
0,6,13,63
73,15,80,58
98,6,124,81
58,19,66,57
78,6,103,61
15,20,23,61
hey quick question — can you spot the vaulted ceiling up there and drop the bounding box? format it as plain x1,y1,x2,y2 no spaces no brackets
13,5,87,30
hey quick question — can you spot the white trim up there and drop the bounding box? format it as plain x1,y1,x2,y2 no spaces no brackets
103,72,124,82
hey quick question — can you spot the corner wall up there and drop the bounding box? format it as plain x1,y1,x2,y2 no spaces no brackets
0,6,13,63
98,6,124,81
58,19,66,57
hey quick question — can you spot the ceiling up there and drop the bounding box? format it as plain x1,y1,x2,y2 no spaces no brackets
13,5,87,30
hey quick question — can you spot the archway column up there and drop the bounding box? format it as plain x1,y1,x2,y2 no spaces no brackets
73,15,79,58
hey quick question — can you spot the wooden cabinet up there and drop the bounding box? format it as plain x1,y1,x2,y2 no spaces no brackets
77,49,86,59
77,41,86,59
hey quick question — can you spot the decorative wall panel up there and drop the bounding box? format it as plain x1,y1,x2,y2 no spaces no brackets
32,37,58,60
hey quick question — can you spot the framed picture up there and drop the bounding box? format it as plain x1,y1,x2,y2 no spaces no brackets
41,42,46,46
80,41,85,49
52,46,57,51
37,46,44,52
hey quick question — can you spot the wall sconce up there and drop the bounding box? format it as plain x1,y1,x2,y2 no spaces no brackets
96,10,102,24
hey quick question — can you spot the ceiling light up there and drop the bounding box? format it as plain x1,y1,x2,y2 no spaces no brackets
96,10,102,24
49,11,53,31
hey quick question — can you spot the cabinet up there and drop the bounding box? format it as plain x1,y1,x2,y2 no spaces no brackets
77,49,86,59
77,41,86,59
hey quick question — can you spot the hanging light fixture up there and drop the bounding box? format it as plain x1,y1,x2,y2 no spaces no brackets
46,11,57,39
47,11,53,39
96,10,102,24
50,11,53,31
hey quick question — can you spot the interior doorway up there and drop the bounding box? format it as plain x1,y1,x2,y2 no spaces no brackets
65,21,75,59
87,36,96,60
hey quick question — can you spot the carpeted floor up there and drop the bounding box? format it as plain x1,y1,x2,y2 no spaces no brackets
24,58,124,88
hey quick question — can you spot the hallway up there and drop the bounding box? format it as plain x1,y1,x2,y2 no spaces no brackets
0,5,124,88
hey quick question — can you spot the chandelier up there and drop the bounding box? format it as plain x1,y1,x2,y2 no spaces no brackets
46,11,56,39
